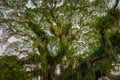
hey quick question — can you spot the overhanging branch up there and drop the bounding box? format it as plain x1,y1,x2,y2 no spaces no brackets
112,0,119,10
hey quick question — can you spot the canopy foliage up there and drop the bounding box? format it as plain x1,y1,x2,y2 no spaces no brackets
0,0,120,80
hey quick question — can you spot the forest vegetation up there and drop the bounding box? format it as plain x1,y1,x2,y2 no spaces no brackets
0,0,120,80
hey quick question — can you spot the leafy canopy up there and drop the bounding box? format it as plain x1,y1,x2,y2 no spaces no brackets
0,0,120,80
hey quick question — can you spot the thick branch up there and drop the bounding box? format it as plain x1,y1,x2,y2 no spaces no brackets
91,56,104,64
2,0,13,8
112,0,119,10
2,0,17,12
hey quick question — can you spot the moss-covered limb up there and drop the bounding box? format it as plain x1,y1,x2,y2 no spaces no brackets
28,21,50,55
73,58,96,80
27,21,46,40
99,19,118,62
112,0,119,10
27,21,73,79
86,5,120,79
91,8,120,62
110,32,120,54
27,21,55,79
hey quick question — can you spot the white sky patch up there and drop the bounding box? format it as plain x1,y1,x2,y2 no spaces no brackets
26,0,36,8
89,0,94,2
0,45,8,54
108,0,115,8
56,0,64,7
26,0,42,8
8,37,21,43
0,30,2,35
55,64,60,75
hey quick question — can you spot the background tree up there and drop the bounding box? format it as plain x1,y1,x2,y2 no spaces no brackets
0,0,120,80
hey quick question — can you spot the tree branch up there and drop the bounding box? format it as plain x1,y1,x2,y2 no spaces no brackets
112,0,119,10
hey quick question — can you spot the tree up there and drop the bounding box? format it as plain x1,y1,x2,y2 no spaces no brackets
0,0,120,80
